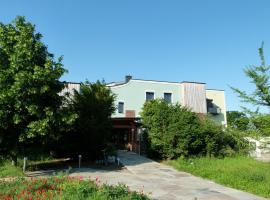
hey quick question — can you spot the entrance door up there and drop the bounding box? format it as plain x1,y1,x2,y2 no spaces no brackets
111,128,131,150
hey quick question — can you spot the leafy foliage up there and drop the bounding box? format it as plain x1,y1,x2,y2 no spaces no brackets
0,16,76,161
58,81,116,160
141,99,248,159
227,110,270,137
231,43,270,112
226,111,249,131
251,114,270,136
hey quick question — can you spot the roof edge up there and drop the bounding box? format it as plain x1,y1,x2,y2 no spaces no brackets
206,88,225,92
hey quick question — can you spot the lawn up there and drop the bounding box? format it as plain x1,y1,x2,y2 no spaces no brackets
0,162,23,178
0,176,150,200
167,156,270,198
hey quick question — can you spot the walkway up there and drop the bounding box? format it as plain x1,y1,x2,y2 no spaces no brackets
69,151,266,200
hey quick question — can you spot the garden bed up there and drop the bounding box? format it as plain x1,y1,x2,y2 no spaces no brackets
0,176,149,200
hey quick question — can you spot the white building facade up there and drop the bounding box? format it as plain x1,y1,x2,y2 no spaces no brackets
108,76,227,126
63,76,227,152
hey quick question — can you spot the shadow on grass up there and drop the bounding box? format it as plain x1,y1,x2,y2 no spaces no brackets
26,158,124,177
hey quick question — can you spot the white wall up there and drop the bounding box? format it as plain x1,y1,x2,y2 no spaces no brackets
110,79,181,117
206,89,227,126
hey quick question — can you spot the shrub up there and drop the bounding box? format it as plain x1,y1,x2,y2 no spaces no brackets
141,99,249,159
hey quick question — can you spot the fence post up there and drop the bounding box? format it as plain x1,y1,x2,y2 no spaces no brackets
23,157,27,173
78,155,82,168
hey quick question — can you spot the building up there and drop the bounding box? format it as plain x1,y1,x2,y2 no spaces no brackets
63,76,227,153
108,76,227,153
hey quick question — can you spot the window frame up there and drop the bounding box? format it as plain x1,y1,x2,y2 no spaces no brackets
118,101,124,114
164,92,172,103
145,91,155,101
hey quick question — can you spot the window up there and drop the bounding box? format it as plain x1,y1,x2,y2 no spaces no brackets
146,92,154,101
164,93,172,103
118,102,124,113
206,98,213,109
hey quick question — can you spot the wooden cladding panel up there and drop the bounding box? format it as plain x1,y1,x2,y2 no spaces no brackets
181,82,207,114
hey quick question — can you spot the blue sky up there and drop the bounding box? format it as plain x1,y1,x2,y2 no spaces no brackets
1,0,270,111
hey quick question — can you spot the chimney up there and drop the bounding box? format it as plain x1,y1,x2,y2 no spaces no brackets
125,75,132,82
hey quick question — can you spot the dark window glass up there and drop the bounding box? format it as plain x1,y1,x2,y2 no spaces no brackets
118,102,124,113
206,99,213,108
146,92,154,101
164,93,172,103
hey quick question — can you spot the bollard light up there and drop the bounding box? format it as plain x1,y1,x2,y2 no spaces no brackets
23,157,27,173
78,155,82,168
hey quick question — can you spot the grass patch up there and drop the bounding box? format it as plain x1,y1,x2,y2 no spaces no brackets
0,176,150,200
0,162,23,178
167,156,270,198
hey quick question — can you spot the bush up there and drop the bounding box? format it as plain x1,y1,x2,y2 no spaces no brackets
141,99,249,159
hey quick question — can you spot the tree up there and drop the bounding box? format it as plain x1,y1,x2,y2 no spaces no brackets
231,43,270,113
140,99,174,158
62,81,116,160
251,114,270,136
141,99,248,159
0,16,74,162
226,111,249,131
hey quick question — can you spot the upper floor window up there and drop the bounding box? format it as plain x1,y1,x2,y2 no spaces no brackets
146,92,154,101
164,93,172,103
206,98,221,115
206,98,214,109
118,102,124,113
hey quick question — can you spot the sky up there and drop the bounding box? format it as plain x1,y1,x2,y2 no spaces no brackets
1,0,270,112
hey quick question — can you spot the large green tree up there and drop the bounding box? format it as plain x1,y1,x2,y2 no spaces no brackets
61,81,116,160
231,43,270,113
0,16,73,162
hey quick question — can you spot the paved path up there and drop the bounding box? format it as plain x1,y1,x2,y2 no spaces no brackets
69,151,266,200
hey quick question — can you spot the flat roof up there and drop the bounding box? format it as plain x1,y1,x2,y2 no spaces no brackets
62,79,223,91
181,81,206,84
206,88,225,91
